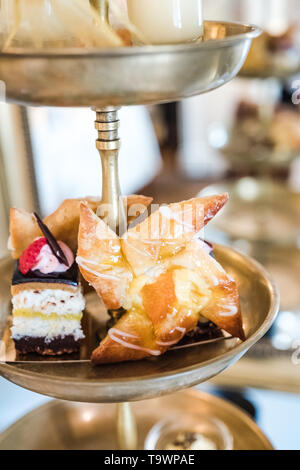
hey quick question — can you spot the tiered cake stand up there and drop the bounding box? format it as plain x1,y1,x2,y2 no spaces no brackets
0,21,278,449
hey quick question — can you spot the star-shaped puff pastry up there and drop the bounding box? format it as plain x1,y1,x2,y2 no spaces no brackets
77,194,244,364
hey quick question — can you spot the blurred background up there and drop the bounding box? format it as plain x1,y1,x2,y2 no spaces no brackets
0,0,300,449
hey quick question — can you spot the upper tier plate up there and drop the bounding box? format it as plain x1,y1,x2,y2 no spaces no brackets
0,245,279,403
0,21,260,107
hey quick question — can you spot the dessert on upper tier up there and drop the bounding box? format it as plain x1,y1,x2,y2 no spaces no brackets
8,195,152,356
10,213,85,355
77,194,244,365
9,193,244,363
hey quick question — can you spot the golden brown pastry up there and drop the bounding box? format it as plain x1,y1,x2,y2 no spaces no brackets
77,204,132,310
9,195,152,259
122,193,229,276
77,194,244,364
116,28,132,46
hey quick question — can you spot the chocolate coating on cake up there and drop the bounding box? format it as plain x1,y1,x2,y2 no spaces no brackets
12,261,79,288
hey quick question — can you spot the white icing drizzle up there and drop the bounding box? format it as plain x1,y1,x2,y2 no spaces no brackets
218,304,238,317
111,244,121,253
124,240,153,257
176,327,186,334
109,328,138,339
76,256,99,266
125,232,160,246
76,257,120,282
108,328,162,356
156,327,187,346
77,256,117,271
140,239,161,245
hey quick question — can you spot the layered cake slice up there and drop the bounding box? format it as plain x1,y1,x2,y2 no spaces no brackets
10,214,85,355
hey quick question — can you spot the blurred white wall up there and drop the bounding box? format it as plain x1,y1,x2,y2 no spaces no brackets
204,0,300,32
28,106,162,216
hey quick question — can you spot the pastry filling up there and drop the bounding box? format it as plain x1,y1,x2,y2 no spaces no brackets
107,266,223,348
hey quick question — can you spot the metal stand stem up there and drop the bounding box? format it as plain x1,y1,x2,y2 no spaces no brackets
94,107,126,234
116,402,138,450
94,107,137,449
90,0,109,22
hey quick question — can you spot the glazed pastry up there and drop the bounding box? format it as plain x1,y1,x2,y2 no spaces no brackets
9,194,152,259
77,194,244,364
10,214,85,355
77,205,133,311
122,194,230,276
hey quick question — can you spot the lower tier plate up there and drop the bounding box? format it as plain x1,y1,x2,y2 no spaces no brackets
0,245,279,403
0,390,273,450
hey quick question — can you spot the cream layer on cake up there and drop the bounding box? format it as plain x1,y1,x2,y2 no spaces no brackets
11,317,84,343
11,288,85,343
12,288,85,315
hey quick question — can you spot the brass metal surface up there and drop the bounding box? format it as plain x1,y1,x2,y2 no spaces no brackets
0,244,279,403
94,107,126,233
117,402,138,450
0,390,273,450
0,21,260,107
90,0,109,22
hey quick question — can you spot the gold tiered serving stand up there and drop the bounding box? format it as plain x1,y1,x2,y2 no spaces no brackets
0,4,278,450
